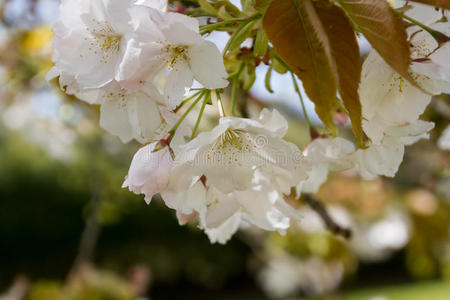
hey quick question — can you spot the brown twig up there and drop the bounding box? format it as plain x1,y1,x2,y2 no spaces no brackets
303,194,352,239
69,172,103,276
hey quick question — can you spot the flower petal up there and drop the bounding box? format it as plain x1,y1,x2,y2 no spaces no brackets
189,40,229,89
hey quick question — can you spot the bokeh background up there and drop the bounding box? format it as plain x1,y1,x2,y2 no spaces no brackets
0,0,449,299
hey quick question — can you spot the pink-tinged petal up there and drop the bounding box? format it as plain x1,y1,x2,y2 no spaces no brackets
176,210,198,225
123,142,173,203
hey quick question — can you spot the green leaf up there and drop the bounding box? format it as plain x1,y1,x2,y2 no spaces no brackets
215,0,242,17
198,0,218,16
224,20,256,54
218,6,234,20
315,3,364,147
337,0,417,89
241,0,255,13
253,29,269,56
410,0,450,9
270,53,288,74
254,0,272,13
263,0,337,132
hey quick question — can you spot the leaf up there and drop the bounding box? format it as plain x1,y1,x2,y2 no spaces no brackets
263,0,337,132
198,0,218,16
315,3,364,147
410,0,450,9
241,0,255,13
215,0,242,17
224,20,256,54
253,29,269,56
271,53,288,74
218,6,234,20
254,0,272,13
337,0,416,88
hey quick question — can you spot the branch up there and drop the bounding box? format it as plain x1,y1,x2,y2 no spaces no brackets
303,194,352,239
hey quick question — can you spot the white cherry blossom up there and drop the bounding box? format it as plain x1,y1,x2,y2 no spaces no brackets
296,137,355,194
352,138,405,180
202,171,303,242
123,124,191,203
408,22,450,95
122,142,173,204
124,109,307,243
120,10,229,108
77,85,176,143
171,109,307,195
154,110,308,243
160,170,303,244
47,0,166,93
359,50,437,145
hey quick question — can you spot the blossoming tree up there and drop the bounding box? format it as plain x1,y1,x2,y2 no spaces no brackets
48,0,450,244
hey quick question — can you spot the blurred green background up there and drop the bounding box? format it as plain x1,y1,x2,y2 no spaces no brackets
0,0,449,299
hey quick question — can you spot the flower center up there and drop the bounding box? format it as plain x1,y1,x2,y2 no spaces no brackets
207,130,257,165
87,20,122,64
169,46,187,67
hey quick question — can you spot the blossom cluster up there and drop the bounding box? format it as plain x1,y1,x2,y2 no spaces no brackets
48,0,448,243
299,1,450,194
47,0,228,143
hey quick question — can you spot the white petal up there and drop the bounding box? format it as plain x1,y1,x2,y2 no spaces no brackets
102,0,133,32
431,43,450,69
257,109,289,137
236,185,290,231
100,97,134,143
205,188,240,228
117,38,166,91
384,120,434,139
164,59,194,109
205,212,241,244
76,89,103,105
135,0,168,11
189,40,229,89
151,11,199,34
45,66,60,82
354,138,405,179
127,93,165,143
161,180,206,215
298,164,329,194
122,142,173,203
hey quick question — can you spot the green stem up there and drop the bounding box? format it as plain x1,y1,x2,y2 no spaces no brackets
277,54,313,127
396,10,450,44
230,62,245,116
191,91,210,138
290,72,313,128
335,99,349,116
231,78,239,116
216,89,225,117
222,13,262,54
175,91,202,111
200,13,262,35
169,91,206,135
